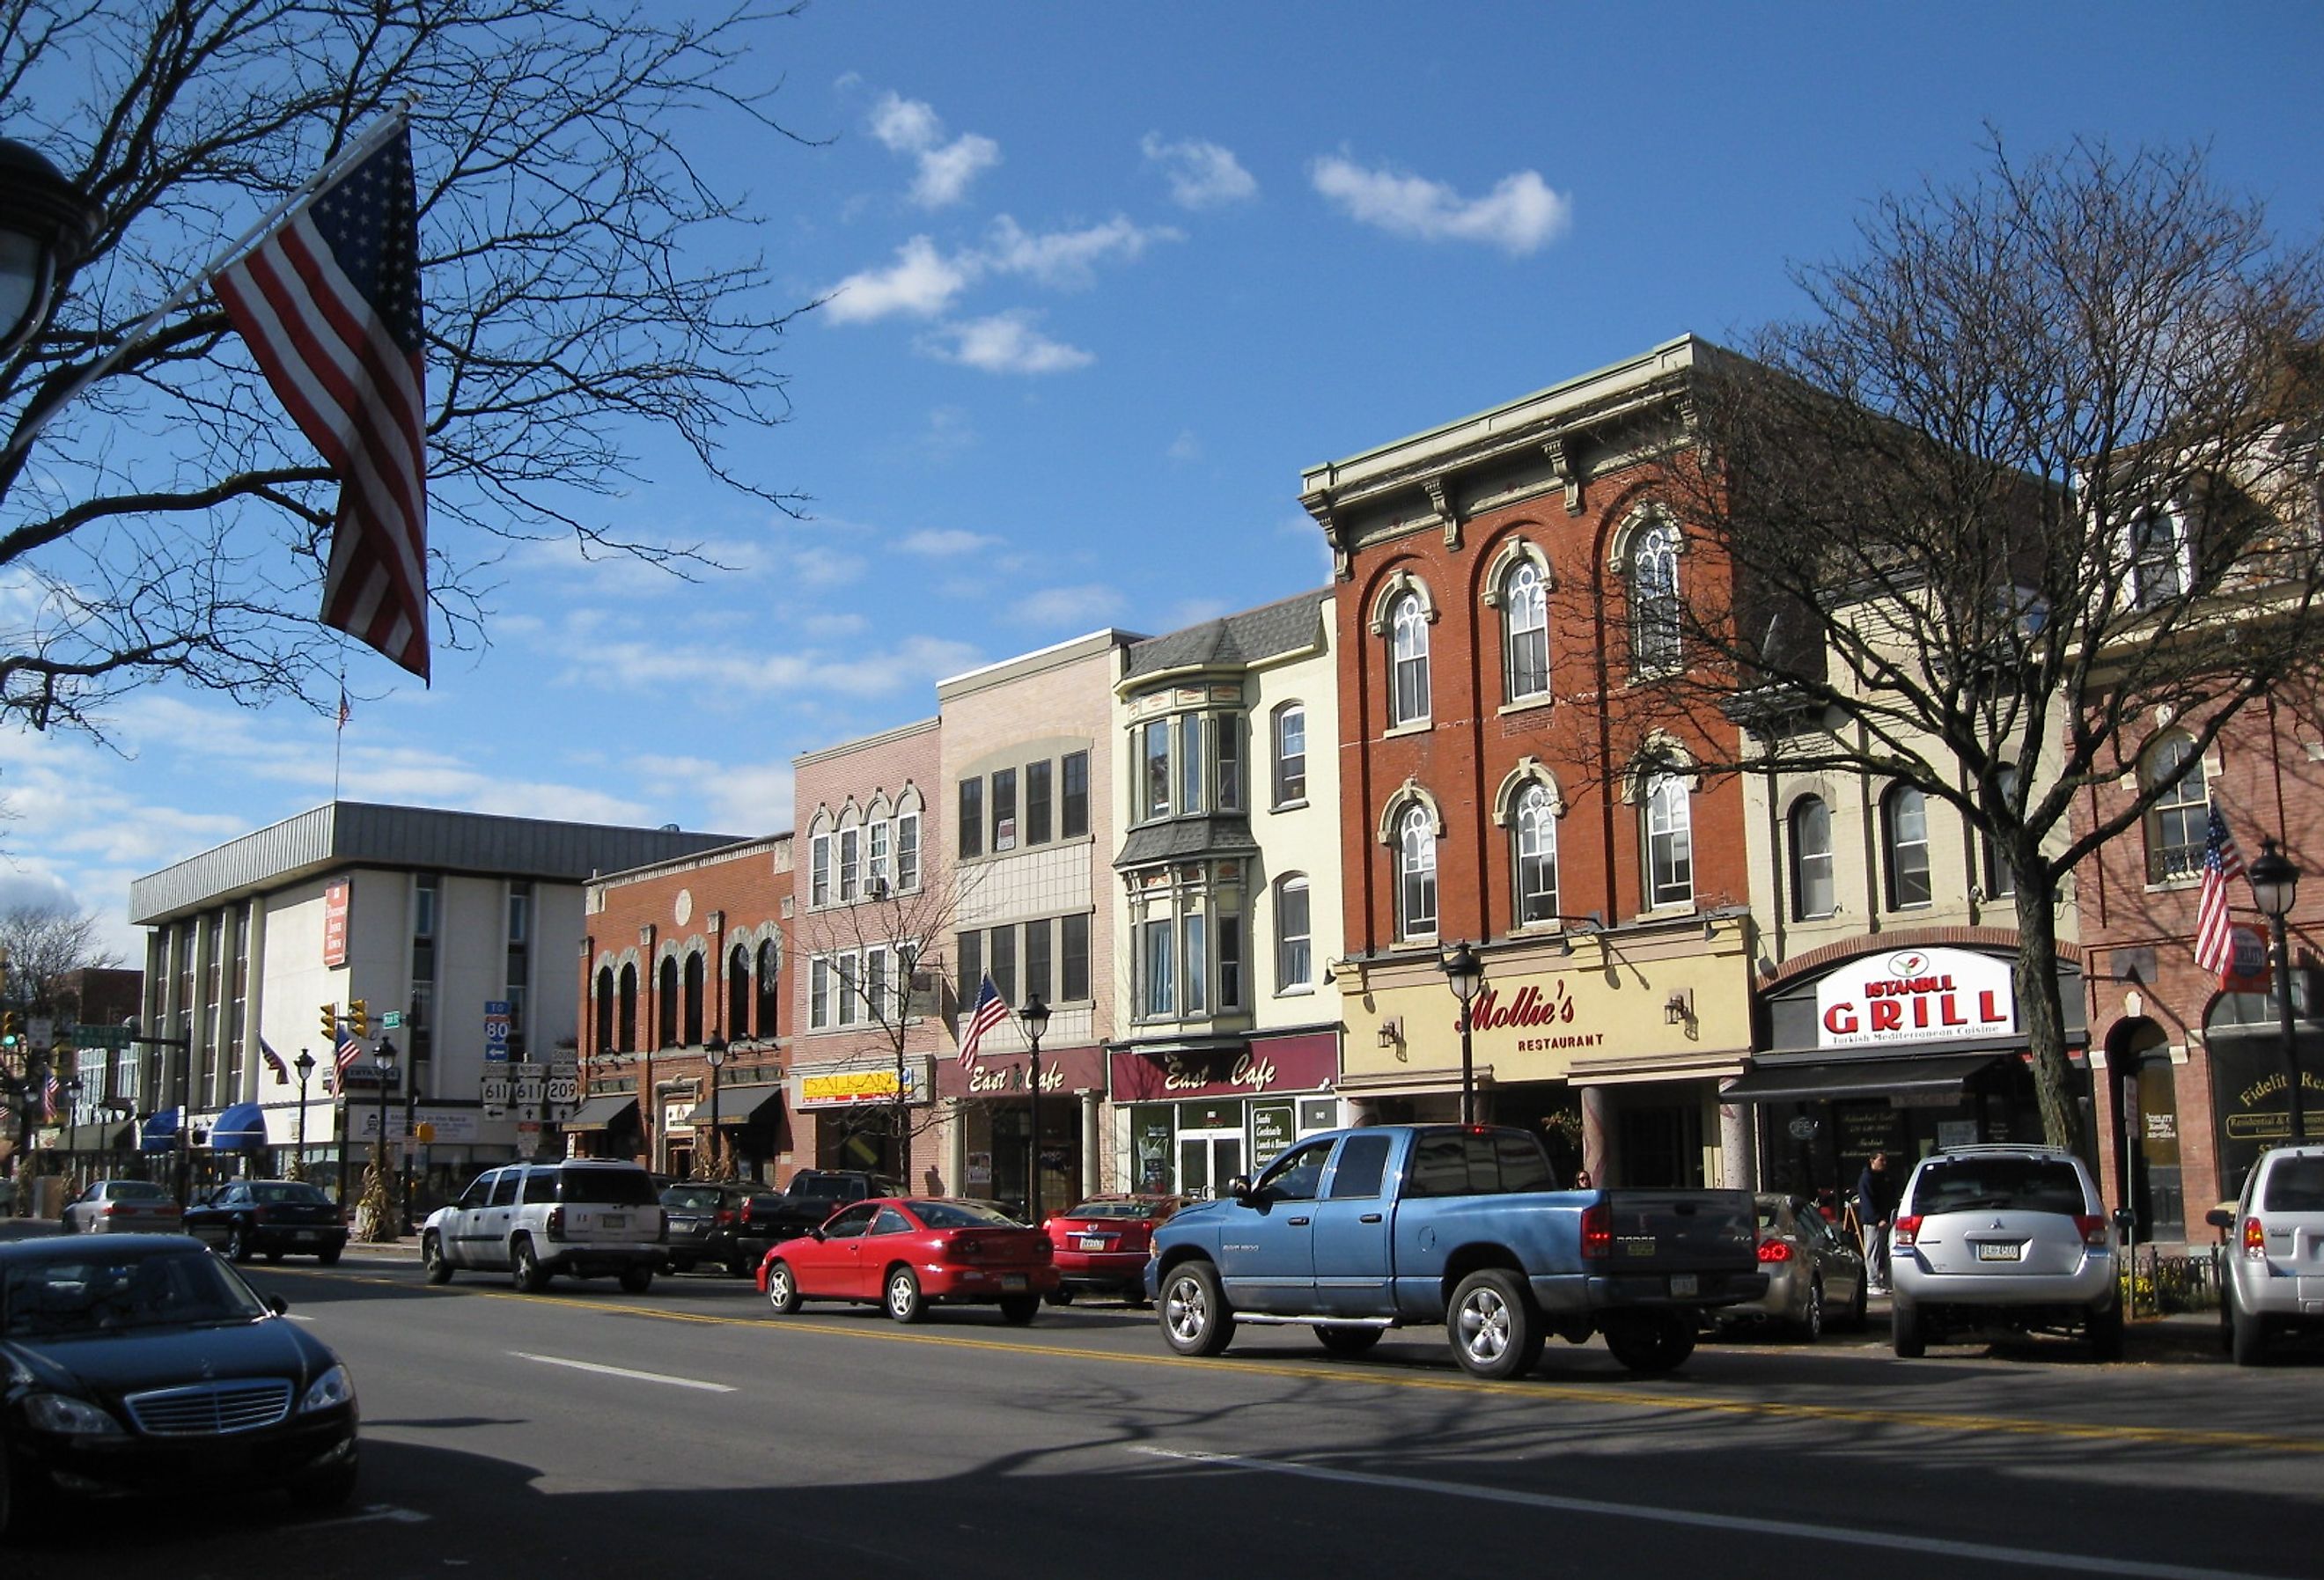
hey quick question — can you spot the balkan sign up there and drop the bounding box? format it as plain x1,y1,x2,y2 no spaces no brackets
794,1059,931,1111
1815,947,2017,1049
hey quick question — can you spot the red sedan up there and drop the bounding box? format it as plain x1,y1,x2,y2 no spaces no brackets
1043,1194,1187,1304
756,1197,1058,1324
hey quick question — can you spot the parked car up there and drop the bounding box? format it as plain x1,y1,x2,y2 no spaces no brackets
732,1187,797,1267
1889,1143,2124,1360
1148,1124,1763,1378
745,1169,904,1246
2209,1143,2324,1365
184,1179,349,1265
757,1197,1058,1324
420,1160,665,1293
59,1179,183,1237
1043,1194,1186,1304
0,1234,359,1540
660,1182,754,1276
1711,1194,1870,1341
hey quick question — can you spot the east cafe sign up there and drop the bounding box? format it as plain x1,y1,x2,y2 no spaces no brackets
1814,947,2019,1050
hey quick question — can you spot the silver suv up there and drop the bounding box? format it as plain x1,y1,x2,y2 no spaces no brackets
1889,1144,2123,1360
421,1160,666,1293
2209,1143,2324,1366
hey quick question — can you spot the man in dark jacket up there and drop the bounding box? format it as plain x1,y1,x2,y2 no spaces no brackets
1856,1151,1895,1293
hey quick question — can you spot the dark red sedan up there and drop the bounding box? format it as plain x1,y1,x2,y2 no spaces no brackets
1043,1194,1186,1304
756,1197,1058,1325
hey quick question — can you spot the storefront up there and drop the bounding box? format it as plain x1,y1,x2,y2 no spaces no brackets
938,1042,1107,1218
790,1054,936,1179
1730,940,2087,1202
1107,1029,1340,1199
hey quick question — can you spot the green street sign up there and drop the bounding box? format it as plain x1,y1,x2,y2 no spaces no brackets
380,1010,404,1029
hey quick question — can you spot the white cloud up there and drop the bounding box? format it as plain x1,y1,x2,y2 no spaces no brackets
920,312,1094,375
824,236,974,324
1011,584,1125,627
1167,597,1230,628
982,215,1178,288
868,92,1000,209
1167,430,1202,463
900,527,999,557
791,545,866,587
1311,154,1571,255
1141,133,1258,209
799,612,868,638
702,760,795,835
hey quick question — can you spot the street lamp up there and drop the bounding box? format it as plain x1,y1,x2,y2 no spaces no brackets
1020,993,1050,1226
1441,941,1485,1126
702,1033,728,1180
292,1050,315,1178
0,137,103,357
371,1036,399,1239
2248,838,2306,1142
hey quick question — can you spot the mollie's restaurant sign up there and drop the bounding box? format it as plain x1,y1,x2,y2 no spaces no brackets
1815,947,2016,1050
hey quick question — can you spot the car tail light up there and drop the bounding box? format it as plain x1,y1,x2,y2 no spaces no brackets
715,1209,737,1227
952,1234,982,1262
1893,1215,1922,1248
547,1206,567,1241
1580,1202,1611,1260
253,1206,272,1224
1756,1238,1792,1263
2243,1216,2267,1260
101,1202,123,1218
2073,1214,2108,1248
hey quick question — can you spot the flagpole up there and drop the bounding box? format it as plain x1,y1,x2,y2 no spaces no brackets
0,104,416,469
333,664,348,801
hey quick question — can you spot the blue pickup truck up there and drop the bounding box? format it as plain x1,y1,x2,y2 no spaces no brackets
1145,1123,1764,1377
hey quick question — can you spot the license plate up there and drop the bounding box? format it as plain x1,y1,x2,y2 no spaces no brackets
1975,1241,2023,1261
1002,1274,1027,1291
296,1230,319,1240
1078,1236,1109,1252
602,1215,626,1229
1669,1273,1698,1297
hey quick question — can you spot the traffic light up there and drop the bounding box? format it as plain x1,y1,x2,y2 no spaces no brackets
349,998,369,1038
0,1010,18,1047
320,1002,338,1040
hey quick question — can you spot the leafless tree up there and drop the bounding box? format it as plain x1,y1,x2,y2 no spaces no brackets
0,0,818,736
0,900,120,1007
1631,136,2324,1150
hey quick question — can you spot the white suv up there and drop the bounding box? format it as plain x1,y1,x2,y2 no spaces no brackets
2210,1144,2324,1366
421,1160,666,1293
1889,1144,2123,1360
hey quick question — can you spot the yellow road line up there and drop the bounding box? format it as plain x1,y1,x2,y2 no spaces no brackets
300,1266,2324,1456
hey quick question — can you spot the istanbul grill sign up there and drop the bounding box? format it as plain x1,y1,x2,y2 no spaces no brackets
1815,948,2017,1050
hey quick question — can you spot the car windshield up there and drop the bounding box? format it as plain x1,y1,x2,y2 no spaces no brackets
1064,1200,1169,1220
788,1177,856,1201
1911,1157,2087,1216
2261,1157,2324,1212
248,1182,329,1205
107,1181,172,1201
0,1249,270,1338
560,1169,658,1206
911,1201,1021,1229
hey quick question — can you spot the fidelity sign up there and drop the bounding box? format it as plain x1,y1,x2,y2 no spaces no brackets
1816,947,2016,1049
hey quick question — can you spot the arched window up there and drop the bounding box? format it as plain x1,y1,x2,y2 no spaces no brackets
727,943,751,1041
2144,736,2209,883
618,962,637,1053
1790,796,1835,920
1397,804,1438,940
593,966,615,1056
755,938,781,1038
1272,702,1307,805
1514,783,1558,925
1503,560,1549,702
1389,592,1430,726
682,951,705,1045
1883,785,1933,910
1629,519,1680,672
1275,875,1313,992
1644,774,1693,908
657,957,679,1047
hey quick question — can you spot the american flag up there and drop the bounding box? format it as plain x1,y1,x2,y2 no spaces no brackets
40,1073,58,1122
261,1036,290,1085
333,1021,365,1092
212,120,430,681
2194,805,2247,977
957,973,1008,1066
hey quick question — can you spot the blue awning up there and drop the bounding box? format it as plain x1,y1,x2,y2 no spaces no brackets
139,1108,182,1152
211,1102,268,1150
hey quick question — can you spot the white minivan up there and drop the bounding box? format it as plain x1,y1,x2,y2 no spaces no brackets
421,1160,666,1293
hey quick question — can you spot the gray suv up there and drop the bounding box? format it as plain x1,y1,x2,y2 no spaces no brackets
2210,1144,2324,1365
421,1160,666,1293
1889,1144,2123,1360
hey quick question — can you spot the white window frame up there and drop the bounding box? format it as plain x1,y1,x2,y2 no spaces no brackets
1644,773,1693,908
1790,795,1836,920
1514,783,1558,925
1390,593,1430,726
896,812,921,893
810,832,831,908
1503,560,1549,702
1397,804,1438,940
1273,703,1307,806
1883,784,1933,911
1275,876,1313,994
1630,519,1681,673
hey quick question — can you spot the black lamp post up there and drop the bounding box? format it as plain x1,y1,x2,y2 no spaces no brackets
1020,994,1050,1225
702,1033,728,1179
293,1050,315,1174
1441,941,1485,1125
372,1036,399,1237
0,137,103,357
2249,838,2306,1142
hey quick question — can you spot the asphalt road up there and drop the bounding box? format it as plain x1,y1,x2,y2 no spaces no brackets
9,1248,2320,1580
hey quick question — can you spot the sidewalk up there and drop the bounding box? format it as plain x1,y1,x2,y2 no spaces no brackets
1861,1288,2221,1362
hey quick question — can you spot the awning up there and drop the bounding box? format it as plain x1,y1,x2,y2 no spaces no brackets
560,1095,638,1132
210,1102,268,1150
682,1084,783,1127
139,1108,182,1153
1720,1053,2002,1106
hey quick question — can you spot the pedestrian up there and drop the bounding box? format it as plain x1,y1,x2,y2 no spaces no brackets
1856,1150,1896,1293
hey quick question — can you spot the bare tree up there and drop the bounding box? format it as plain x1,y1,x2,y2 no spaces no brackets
0,900,120,1007
1630,136,2324,1150
0,0,817,736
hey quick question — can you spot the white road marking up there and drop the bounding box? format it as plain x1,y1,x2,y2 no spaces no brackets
510,1351,735,1393
1130,1447,2284,1580
309,1504,430,1527
284,1312,317,1322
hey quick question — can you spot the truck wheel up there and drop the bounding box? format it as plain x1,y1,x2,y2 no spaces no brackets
1448,1269,1541,1378
618,1264,654,1295
1892,1294,1926,1358
2087,1297,2124,1362
997,1295,1040,1325
2230,1288,2269,1367
1159,1261,1235,1356
1317,1326,1383,1358
1603,1311,1696,1374
511,1237,549,1294
421,1232,452,1285
885,1267,925,1324
225,1224,251,1263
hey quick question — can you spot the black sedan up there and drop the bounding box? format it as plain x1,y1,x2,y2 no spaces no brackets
0,1235,359,1539
183,1179,349,1265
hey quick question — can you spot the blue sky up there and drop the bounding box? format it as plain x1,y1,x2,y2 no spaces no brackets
11,1,2324,962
